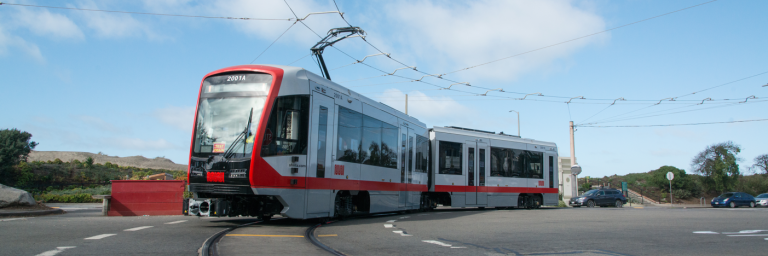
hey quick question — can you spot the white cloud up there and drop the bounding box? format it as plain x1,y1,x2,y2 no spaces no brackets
373,0,607,82
74,1,163,40
153,106,195,132
207,0,347,42
0,24,44,61
12,7,84,40
374,89,477,127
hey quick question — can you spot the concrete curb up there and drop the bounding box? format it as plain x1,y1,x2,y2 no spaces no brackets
0,208,65,218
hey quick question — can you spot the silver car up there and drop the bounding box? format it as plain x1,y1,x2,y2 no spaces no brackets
756,193,768,207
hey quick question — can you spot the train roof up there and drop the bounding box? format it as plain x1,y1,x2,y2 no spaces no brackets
430,126,558,149
261,64,426,129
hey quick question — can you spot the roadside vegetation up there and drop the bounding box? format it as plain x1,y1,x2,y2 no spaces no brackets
578,141,768,204
1,128,188,203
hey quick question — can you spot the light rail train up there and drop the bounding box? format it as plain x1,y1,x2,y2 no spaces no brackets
184,65,559,220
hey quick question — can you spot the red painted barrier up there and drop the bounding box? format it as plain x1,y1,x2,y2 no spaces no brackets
108,180,185,216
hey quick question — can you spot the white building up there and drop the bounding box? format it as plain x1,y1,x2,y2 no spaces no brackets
558,157,578,204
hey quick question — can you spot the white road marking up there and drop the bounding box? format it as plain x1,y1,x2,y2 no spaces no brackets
399,216,410,219
0,218,28,222
124,226,153,231
36,246,76,256
693,231,719,234
85,234,116,240
384,224,394,228
722,230,768,234
727,234,768,237
165,220,188,224
423,240,452,247
392,230,412,236
386,220,397,223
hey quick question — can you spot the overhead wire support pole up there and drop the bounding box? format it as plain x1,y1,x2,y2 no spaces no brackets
310,26,366,80
509,110,520,137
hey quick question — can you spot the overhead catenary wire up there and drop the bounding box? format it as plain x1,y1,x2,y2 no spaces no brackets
0,2,294,21
250,21,298,64
578,118,768,128
580,100,768,126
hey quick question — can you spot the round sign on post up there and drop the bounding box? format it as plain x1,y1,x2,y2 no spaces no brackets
571,165,582,176
666,172,674,181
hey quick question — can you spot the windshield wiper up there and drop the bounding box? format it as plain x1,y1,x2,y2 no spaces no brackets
223,107,254,160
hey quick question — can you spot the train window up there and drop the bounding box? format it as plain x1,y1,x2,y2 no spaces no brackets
260,96,310,156
549,156,554,188
467,148,475,186
380,123,398,169
525,151,543,179
408,136,414,182
193,97,266,157
361,115,382,166
438,141,462,175
401,133,407,182
316,107,328,178
336,106,362,163
415,136,429,173
479,149,485,186
490,147,524,178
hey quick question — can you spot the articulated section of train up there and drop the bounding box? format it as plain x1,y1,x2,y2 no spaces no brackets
184,65,558,220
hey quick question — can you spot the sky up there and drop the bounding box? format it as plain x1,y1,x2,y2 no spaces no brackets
1,0,766,177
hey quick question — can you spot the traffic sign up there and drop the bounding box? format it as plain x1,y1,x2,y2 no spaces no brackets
666,172,674,181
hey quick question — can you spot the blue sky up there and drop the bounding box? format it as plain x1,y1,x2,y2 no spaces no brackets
1,0,766,177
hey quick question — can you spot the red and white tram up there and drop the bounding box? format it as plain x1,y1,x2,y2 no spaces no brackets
184,65,558,220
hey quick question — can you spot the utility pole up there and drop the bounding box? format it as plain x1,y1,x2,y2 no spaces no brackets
405,94,408,115
570,121,576,167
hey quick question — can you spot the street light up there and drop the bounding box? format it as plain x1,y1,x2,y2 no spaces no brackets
509,110,520,137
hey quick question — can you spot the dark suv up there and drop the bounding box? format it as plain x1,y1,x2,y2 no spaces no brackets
570,188,627,208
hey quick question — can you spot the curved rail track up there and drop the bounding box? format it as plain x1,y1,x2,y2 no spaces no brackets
200,218,345,256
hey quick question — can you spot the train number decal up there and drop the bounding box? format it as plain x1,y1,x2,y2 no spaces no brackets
334,165,344,175
226,75,247,82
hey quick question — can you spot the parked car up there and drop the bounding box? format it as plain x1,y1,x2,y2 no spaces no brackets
754,193,768,207
569,188,628,208
711,192,756,208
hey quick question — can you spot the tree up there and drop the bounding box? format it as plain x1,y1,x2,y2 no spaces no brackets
691,141,741,193
750,154,768,174
85,157,94,169
649,166,690,190
0,129,39,183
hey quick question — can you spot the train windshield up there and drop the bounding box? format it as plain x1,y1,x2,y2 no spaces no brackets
192,73,272,158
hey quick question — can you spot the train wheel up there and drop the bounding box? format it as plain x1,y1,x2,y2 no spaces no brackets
334,193,352,219
261,215,272,222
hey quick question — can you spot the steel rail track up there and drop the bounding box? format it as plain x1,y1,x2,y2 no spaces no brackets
306,221,346,256
201,220,261,256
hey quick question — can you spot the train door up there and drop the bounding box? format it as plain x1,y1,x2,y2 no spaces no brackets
407,131,418,208
465,141,477,205
465,141,488,205
398,128,408,208
477,142,488,205
306,93,334,215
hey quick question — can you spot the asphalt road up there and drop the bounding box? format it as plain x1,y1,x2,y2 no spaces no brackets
0,203,258,256
3,204,768,255
315,206,768,256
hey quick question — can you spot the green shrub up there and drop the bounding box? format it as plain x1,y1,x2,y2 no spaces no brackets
557,200,567,207
673,189,692,199
35,193,101,203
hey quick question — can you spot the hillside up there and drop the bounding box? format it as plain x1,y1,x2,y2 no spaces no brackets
28,151,187,171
